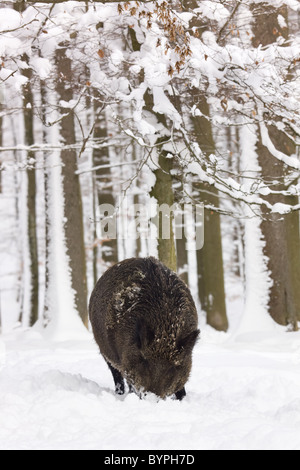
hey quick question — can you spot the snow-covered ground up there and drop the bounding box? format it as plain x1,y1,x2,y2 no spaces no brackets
1,323,300,450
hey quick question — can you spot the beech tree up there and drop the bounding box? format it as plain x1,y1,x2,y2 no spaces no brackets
55,42,88,327
0,102,2,194
22,58,39,326
251,2,300,328
12,2,39,326
192,95,228,332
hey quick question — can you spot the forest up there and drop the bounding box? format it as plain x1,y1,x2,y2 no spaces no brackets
1,0,299,336
0,0,300,452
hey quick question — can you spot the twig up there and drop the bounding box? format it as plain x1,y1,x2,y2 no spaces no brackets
217,2,241,44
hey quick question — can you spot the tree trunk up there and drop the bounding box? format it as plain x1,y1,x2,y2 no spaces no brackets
150,149,177,272
22,57,39,327
192,97,228,331
251,4,300,329
13,0,39,328
256,129,300,328
56,44,88,327
40,78,51,325
93,98,118,271
0,102,2,194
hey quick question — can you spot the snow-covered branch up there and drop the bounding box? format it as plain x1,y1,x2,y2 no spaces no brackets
24,0,153,3
1,0,299,218
0,137,128,154
76,159,142,175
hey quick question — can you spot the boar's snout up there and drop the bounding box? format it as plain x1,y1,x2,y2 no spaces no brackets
126,356,187,399
123,321,199,399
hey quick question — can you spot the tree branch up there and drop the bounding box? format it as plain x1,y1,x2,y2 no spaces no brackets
0,18,38,34
22,0,152,4
217,1,241,44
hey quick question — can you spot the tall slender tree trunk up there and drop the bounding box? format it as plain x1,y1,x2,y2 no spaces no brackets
251,3,300,329
93,99,118,271
150,147,177,272
40,79,51,325
192,96,228,331
55,43,88,327
22,58,39,326
13,0,39,327
0,102,2,194
0,103,3,330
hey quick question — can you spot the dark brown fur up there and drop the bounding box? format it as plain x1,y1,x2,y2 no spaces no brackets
89,257,200,399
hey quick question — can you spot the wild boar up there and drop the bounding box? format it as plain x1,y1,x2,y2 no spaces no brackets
89,257,200,400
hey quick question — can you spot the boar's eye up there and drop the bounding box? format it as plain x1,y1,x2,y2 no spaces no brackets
177,329,200,353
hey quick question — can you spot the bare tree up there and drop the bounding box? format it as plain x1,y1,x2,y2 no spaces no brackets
191,96,228,332
250,3,300,330
93,98,119,271
55,42,88,327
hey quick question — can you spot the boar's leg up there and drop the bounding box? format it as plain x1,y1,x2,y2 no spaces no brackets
128,384,135,394
175,387,186,401
106,360,125,395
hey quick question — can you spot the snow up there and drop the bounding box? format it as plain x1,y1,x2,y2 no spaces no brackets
235,213,274,341
234,123,273,340
30,58,52,80
251,0,299,10
195,2,229,23
259,119,300,171
0,36,21,58
152,87,182,129
0,9,21,31
1,325,300,450
277,14,288,29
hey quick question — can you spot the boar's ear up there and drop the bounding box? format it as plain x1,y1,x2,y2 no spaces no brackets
177,329,200,354
134,319,155,350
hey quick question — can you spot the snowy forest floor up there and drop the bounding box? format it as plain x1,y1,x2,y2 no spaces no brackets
1,323,300,450
2,175,300,450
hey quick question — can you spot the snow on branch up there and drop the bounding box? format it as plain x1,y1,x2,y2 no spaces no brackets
259,120,300,171
76,159,142,175
181,130,300,216
0,138,127,154
1,0,299,219
22,0,157,4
